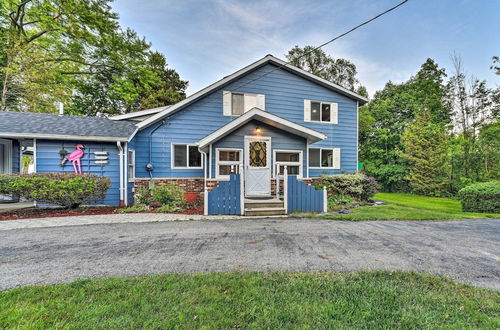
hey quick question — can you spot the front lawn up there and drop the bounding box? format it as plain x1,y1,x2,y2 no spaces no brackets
1,271,498,328
316,193,499,221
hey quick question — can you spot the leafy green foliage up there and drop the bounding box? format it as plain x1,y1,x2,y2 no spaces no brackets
458,181,500,213
157,204,185,213
399,109,448,196
327,194,354,211
117,204,150,213
0,1,187,115
360,59,451,192
286,45,367,96
0,271,498,328
0,173,110,208
317,173,379,202
134,184,153,206
151,183,185,207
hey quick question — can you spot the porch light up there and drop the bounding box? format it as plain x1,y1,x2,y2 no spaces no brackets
255,127,261,134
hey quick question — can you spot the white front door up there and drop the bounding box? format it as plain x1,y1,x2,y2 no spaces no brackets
245,136,271,196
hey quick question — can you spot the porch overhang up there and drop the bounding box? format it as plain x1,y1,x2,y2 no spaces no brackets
197,108,327,152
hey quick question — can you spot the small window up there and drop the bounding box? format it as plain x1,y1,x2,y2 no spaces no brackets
305,100,337,123
128,149,135,180
274,150,302,177
216,149,242,178
309,148,338,168
231,93,244,115
172,144,203,169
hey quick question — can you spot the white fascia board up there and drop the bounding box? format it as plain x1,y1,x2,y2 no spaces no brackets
197,108,326,151
137,54,368,130
0,133,128,142
136,56,274,130
268,56,368,104
109,106,170,121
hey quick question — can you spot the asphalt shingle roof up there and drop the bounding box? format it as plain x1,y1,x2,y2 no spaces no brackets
0,111,137,141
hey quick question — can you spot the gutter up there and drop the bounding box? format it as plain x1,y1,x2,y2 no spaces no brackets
0,133,129,142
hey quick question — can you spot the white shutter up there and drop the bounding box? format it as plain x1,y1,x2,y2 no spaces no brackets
331,102,338,124
256,94,265,111
223,91,232,116
333,148,341,169
244,94,257,113
304,99,311,122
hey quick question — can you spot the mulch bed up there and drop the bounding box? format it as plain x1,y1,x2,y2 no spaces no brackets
0,204,204,221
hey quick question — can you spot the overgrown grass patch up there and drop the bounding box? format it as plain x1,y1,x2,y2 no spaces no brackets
314,193,499,221
1,271,499,328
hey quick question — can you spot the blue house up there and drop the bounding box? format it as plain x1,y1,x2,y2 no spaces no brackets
0,55,367,214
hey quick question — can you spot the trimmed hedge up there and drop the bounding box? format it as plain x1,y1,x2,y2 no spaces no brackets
316,173,379,202
0,173,111,208
458,181,500,213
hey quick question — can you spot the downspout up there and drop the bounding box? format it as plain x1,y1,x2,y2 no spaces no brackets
147,120,167,179
117,141,125,207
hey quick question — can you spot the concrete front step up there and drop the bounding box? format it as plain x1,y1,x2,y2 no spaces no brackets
244,207,286,216
245,201,284,208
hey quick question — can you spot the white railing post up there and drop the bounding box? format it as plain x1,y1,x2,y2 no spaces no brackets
204,187,208,215
239,164,244,215
275,163,280,199
283,165,288,214
323,186,328,213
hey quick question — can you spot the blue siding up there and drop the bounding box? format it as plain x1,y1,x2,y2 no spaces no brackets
132,62,358,179
36,140,121,205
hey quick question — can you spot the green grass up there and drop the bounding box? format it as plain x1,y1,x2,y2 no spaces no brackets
1,271,498,328
314,193,499,221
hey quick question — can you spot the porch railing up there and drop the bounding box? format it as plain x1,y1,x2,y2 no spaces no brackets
283,165,327,214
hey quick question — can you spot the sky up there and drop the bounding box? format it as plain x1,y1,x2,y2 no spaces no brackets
111,0,499,97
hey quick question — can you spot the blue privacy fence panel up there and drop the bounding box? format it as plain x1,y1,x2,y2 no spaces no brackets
287,175,324,213
208,174,241,215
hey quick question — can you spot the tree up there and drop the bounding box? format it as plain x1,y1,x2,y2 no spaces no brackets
285,45,367,96
400,108,448,196
359,58,451,191
0,0,187,115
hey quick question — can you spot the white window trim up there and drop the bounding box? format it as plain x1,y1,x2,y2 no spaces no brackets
224,91,265,116
215,148,243,179
308,147,338,169
307,100,338,124
273,149,303,178
0,138,13,174
128,149,135,182
171,143,204,169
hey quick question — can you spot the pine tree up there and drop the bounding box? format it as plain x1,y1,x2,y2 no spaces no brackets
400,108,448,196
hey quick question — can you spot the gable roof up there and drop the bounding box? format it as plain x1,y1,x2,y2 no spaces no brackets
135,54,368,130
197,108,327,152
0,111,137,142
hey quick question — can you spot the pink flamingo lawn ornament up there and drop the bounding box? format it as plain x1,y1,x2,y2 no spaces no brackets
60,144,85,174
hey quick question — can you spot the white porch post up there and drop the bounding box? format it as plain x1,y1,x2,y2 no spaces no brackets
239,164,244,215
323,186,328,213
283,165,288,214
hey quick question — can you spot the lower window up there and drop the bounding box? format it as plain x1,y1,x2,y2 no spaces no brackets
274,150,302,177
216,149,242,178
309,148,337,168
172,144,202,168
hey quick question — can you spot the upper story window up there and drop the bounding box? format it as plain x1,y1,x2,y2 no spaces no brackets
223,91,265,116
172,144,202,169
304,99,338,124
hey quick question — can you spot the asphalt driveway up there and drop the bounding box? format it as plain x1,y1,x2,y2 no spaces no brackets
0,218,499,290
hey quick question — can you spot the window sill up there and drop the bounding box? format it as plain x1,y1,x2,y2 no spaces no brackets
308,167,338,170
171,167,204,170
307,120,337,125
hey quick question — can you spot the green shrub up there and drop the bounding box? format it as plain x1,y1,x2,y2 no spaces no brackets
152,183,185,207
135,184,152,206
0,173,110,208
317,173,379,202
117,204,150,213
458,181,500,213
328,194,354,211
157,204,186,213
